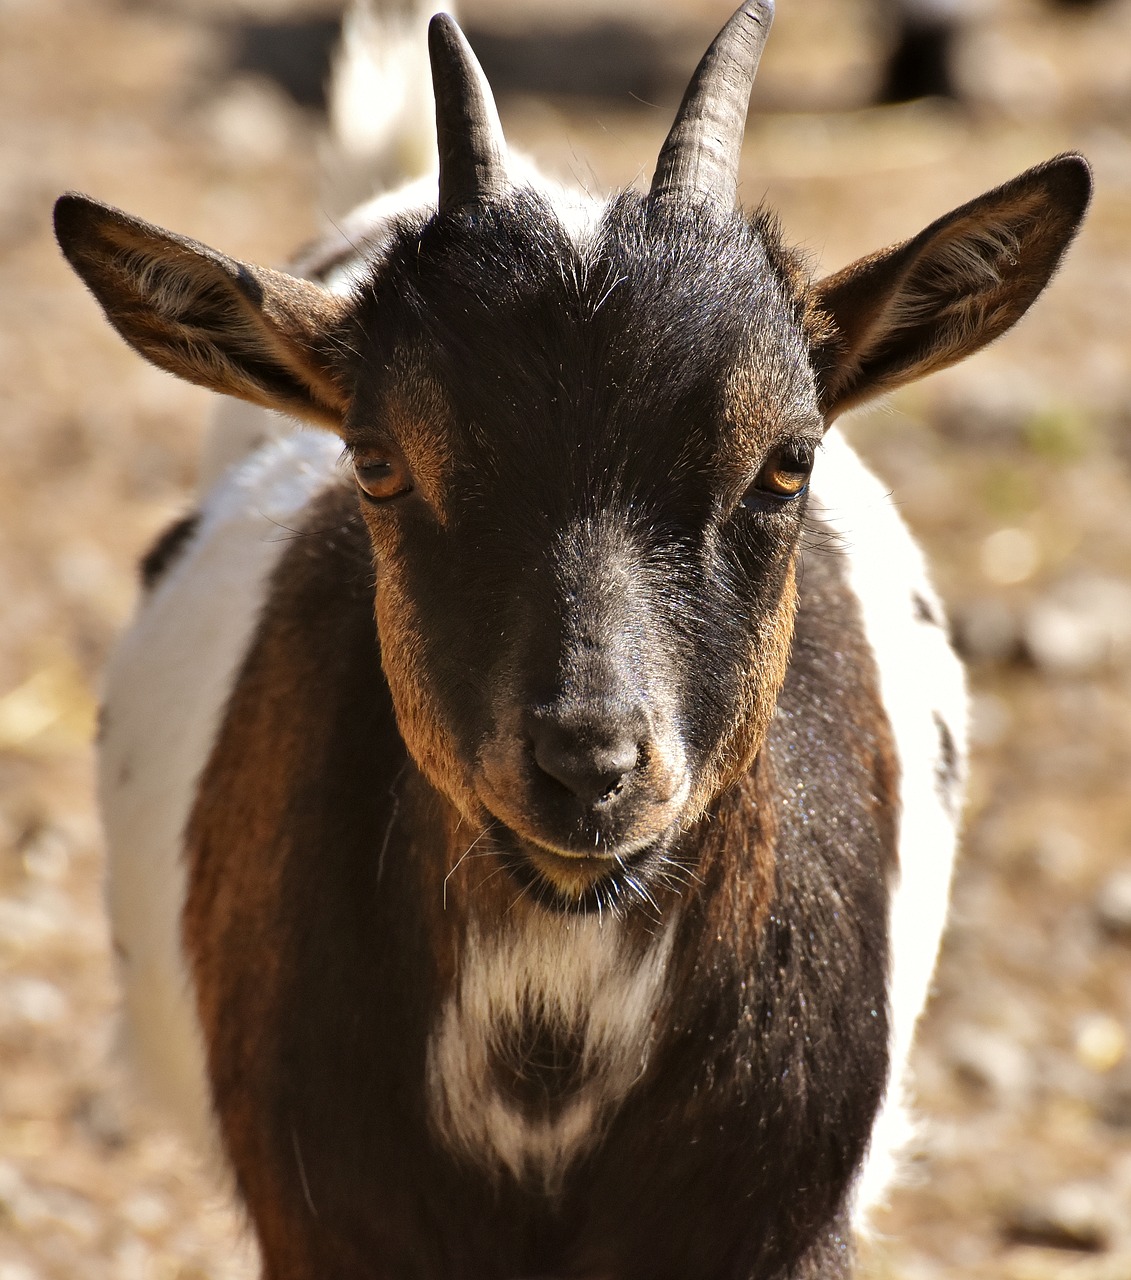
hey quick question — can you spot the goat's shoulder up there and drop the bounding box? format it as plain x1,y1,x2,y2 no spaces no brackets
99,430,358,1145
798,429,967,1223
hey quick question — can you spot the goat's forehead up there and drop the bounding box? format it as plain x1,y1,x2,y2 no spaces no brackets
349,193,818,467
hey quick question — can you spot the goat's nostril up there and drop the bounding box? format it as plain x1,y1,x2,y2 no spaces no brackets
531,727,640,805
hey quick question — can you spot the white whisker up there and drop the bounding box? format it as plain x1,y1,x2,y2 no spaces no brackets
444,822,499,910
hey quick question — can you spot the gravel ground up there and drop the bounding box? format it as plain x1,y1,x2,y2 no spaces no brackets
1,0,1130,1275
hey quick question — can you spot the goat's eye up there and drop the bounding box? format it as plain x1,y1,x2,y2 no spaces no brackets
353,453,413,503
748,442,815,503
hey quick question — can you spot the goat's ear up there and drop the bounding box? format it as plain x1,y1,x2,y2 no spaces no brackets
53,194,351,430
812,154,1091,421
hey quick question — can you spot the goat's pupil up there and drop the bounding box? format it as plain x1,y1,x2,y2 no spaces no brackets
750,443,815,501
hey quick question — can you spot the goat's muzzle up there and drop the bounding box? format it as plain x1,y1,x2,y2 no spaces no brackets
475,703,689,898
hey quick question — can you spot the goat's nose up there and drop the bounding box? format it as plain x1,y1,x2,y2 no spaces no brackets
530,720,640,805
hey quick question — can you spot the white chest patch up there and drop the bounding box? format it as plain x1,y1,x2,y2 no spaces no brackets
427,911,676,1192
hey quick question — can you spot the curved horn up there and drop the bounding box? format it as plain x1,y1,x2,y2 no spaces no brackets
649,0,774,213
428,13,508,212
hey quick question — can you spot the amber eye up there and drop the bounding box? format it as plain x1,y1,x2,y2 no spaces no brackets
749,442,815,502
353,452,413,503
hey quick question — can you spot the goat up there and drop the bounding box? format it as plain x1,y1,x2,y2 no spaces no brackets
54,2,1090,1276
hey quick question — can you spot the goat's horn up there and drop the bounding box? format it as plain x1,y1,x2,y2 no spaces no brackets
429,13,508,212
649,0,773,213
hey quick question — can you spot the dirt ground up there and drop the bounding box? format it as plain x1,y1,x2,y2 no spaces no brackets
1,0,1130,1275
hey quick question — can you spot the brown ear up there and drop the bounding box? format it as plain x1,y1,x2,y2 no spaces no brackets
812,154,1092,421
53,193,351,430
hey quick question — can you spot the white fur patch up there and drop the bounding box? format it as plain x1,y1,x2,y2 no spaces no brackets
197,398,295,495
427,912,675,1192
808,428,967,1223
326,0,448,210
100,430,344,1153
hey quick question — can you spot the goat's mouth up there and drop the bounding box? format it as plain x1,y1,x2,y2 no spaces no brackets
492,825,680,916
470,756,692,913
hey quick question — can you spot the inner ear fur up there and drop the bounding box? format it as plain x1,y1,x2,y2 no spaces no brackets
54,193,351,429
811,153,1092,421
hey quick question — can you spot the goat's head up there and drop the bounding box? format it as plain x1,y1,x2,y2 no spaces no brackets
55,2,1089,910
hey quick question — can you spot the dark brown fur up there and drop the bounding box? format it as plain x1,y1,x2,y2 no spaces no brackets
183,487,897,1280
54,46,1090,1280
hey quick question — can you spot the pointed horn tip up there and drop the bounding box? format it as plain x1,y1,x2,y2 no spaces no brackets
742,0,774,25
429,7,509,211
427,11,462,53
648,0,775,211
721,0,774,34
725,0,775,42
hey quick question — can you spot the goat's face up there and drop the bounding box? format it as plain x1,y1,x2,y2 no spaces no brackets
54,5,1090,909
344,196,821,901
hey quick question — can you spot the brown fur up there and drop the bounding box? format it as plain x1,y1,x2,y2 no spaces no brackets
181,486,375,1260
370,550,484,820
348,357,459,521
691,561,798,816
54,195,351,428
812,155,1092,418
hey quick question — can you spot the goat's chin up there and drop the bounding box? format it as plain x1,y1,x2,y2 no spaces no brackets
488,823,681,916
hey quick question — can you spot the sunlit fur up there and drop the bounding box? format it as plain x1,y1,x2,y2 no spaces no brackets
340,193,823,888
428,912,677,1192
99,430,344,1155
60,3,1093,1275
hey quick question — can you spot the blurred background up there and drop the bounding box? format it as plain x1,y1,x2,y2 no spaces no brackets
1,0,1130,1275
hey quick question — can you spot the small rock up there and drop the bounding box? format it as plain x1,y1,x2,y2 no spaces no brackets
0,1159,50,1232
1074,1015,1126,1074
203,76,295,165
954,597,1021,664
1023,575,1131,676
19,824,69,883
1096,869,1131,941
0,1264,40,1280
1003,1184,1114,1253
0,975,67,1028
947,1025,1033,1101
981,528,1039,587
71,1087,130,1153
53,539,116,608
1098,1062,1131,1129
0,886,76,951
122,1189,171,1235
968,691,1012,748
1029,827,1087,884
36,1184,99,1244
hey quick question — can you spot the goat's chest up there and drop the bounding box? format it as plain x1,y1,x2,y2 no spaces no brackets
426,914,675,1192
